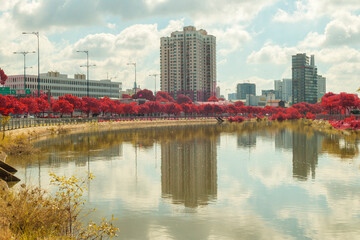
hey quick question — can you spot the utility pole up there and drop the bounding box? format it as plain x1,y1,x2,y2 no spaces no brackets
13,51,35,92
77,50,96,97
127,62,137,97
23,32,40,96
149,73,160,96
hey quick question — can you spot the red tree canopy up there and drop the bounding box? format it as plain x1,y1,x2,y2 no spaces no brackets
0,68,8,85
208,96,219,102
81,97,101,116
234,101,244,107
52,99,74,117
156,91,174,102
122,94,132,99
164,103,181,115
176,94,192,105
20,97,39,115
134,89,155,101
61,94,82,111
0,95,14,116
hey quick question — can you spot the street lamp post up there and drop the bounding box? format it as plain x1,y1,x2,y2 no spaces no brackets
23,32,40,97
13,51,35,92
127,62,136,97
149,73,159,96
77,50,96,98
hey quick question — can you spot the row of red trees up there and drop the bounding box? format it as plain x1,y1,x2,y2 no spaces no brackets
0,88,359,119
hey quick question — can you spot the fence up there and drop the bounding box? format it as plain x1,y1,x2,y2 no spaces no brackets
4,114,224,131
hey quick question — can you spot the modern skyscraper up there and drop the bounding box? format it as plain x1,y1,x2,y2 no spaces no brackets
274,80,282,99
317,75,326,100
292,53,318,104
236,83,256,99
282,78,292,103
160,26,216,101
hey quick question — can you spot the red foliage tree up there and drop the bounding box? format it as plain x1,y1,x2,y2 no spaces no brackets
338,92,359,114
164,103,181,116
219,97,225,101
122,94,132,99
199,104,214,115
60,94,82,117
81,97,101,117
156,91,174,102
0,68,8,85
122,102,137,115
20,97,39,116
234,101,244,107
8,96,26,115
176,94,192,105
225,104,237,115
321,92,339,114
52,99,74,117
213,104,223,115
136,104,150,115
0,95,14,116
144,101,163,115
208,96,219,102
134,89,155,101
36,97,50,117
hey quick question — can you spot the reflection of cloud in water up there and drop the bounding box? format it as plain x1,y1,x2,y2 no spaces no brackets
8,122,360,239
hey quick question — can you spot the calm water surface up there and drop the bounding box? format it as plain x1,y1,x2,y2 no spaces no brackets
8,122,360,240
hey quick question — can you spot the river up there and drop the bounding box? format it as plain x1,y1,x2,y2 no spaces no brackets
8,122,360,239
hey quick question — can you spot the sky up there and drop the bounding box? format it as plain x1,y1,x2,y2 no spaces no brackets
1,0,360,96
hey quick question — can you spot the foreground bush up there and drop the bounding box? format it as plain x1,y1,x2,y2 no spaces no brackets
227,116,245,123
0,173,118,239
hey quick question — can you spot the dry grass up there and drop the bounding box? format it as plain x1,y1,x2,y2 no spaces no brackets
0,184,69,239
0,134,36,156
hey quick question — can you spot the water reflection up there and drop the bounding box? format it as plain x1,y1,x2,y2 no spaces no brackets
161,137,217,207
6,122,360,239
292,132,321,180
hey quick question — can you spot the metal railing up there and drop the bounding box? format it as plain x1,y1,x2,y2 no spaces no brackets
4,114,221,131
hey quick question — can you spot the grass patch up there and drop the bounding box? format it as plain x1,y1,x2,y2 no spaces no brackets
0,134,36,156
0,173,118,239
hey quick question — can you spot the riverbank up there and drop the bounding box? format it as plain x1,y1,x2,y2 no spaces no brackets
6,118,218,141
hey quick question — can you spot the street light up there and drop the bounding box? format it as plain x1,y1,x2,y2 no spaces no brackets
127,62,136,97
13,51,36,92
149,73,159,96
77,50,96,97
23,32,40,97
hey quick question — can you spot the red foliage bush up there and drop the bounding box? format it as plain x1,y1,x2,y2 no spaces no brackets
227,116,245,123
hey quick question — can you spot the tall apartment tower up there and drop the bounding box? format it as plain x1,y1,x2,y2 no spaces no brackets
160,26,216,101
292,53,318,104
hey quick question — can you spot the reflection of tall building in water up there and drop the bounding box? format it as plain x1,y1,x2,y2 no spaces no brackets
275,130,293,150
292,132,322,180
237,134,257,148
161,138,217,208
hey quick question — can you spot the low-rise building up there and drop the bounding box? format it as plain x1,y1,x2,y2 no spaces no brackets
5,71,122,99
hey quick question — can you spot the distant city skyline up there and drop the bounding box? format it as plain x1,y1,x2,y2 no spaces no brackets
1,0,359,96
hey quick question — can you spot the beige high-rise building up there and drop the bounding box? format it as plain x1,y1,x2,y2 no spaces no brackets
160,26,216,101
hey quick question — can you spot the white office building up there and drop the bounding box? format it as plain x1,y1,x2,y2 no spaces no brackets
5,71,122,99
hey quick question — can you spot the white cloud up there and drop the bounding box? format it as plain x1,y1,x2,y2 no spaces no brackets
274,0,360,22
247,43,298,65
9,0,278,31
211,25,252,56
107,23,116,29
300,13,360,48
